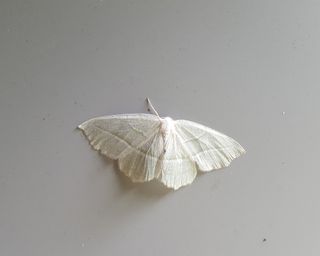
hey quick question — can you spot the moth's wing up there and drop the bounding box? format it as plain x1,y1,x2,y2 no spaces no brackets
175,120,245,171
157,130,198,190
118,130,164,182
78,114,161,160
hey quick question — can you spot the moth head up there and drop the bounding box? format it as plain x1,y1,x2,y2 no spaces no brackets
160,117,175,134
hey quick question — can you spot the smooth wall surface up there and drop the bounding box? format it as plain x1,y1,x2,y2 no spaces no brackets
1,1,320,255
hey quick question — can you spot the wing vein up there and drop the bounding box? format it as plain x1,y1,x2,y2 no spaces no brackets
92,124,141,149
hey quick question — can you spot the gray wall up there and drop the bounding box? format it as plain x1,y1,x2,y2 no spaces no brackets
1,0,320,255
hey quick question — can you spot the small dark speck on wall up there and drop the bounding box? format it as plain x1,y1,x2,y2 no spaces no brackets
263,238,267,242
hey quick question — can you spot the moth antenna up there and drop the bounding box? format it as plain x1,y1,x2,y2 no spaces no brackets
146,98,160,117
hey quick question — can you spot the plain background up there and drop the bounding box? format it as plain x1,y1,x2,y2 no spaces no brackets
1,0,320,255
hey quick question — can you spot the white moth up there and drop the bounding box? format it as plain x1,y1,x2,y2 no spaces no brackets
78,98,245,190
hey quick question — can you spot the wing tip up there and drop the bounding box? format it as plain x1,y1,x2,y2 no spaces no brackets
239,146,246,154
77,120,86,130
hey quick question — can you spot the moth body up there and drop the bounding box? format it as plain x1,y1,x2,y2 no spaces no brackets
78,110,245,190
160,117,175,153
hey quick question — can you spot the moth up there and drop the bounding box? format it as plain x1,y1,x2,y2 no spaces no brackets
78,98,245,190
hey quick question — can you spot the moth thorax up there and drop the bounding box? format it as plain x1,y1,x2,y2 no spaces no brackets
160,117,174,135
160,117,175,154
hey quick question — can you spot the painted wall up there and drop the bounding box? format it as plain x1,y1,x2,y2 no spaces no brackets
1,0,319,255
